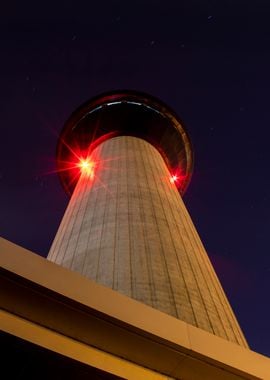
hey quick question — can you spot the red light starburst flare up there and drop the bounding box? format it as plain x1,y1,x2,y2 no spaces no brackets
77,158,95,178
170,175,178,183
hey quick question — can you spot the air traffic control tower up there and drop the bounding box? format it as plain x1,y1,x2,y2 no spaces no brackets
2,91,270,379
48,90,247,348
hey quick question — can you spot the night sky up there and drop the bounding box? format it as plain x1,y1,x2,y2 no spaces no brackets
1,1,269,357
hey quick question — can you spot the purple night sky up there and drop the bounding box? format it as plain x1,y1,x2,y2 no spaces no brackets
0,1,269,357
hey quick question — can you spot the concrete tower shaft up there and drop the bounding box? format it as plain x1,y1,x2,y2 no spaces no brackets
48,135,247,348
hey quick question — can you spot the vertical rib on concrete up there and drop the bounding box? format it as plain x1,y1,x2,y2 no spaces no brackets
48,136,248,348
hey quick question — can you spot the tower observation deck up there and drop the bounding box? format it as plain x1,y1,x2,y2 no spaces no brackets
48,90,248,348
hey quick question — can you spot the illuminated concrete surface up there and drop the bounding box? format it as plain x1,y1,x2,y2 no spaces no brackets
48,136,247,347
1,238,270,380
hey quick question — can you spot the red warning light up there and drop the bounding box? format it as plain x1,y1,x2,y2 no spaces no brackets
77,158,95,178
170,175,178,183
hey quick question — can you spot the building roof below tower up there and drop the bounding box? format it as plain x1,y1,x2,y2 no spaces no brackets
1,237,269,380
